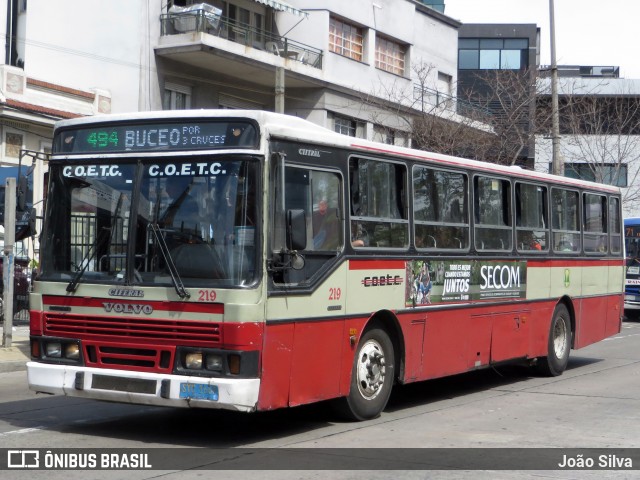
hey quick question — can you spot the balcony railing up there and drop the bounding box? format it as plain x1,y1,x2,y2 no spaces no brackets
414,85,492,119
160,10,323,69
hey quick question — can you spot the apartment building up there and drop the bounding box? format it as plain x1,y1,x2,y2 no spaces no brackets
7,0,462,145
0,0,467,259
456,23,540,167
536,66,640,218
156,0,461,144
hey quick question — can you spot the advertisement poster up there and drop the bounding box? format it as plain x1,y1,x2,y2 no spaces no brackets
405,259,527,306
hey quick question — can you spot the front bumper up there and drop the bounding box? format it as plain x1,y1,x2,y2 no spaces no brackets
624,294,640,311
27,362,260,411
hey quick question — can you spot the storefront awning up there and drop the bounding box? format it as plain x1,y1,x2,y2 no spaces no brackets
252,0,308,17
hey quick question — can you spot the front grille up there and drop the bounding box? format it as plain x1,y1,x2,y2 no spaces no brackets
43,313,221,345
85,343,173,371
42,313,223,372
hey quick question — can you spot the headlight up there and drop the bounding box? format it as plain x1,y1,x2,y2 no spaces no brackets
65,343,80,360
45,342,62,358
205,354,223,371
184,352,203,369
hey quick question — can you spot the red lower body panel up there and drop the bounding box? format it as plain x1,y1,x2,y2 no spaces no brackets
257,294,621,411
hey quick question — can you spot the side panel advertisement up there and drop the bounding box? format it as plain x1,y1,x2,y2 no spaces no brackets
406,259,527,306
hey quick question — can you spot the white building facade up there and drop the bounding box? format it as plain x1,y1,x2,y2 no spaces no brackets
15,0,461,139
536,74,640,218
0,0,464,260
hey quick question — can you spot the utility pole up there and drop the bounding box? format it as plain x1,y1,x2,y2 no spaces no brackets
549,0,563,175
2,177,15,347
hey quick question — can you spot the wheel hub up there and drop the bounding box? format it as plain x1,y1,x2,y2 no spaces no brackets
357,340,386,400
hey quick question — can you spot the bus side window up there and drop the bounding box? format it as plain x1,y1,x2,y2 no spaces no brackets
349,157,408,249
610,196,621,254
311,171,343,252
273,164,344,286
584,193,608,254
551,187,581,254
413,166,469,251
474,175,512,252
515,182,548,252
413,166,469,250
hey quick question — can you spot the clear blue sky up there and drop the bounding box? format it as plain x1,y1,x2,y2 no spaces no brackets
444,0,640,79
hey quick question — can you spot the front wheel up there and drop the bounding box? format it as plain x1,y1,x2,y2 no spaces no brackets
338,327,395,421
536,303,571,376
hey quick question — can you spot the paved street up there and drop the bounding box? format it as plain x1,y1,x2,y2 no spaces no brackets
1,318,640,478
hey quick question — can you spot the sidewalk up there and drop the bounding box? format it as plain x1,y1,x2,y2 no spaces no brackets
0,323,29,373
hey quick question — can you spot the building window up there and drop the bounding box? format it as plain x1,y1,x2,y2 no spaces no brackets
458,38,528,70
375,36,406,75
333,114,364,138
373,125,394,145
163,82,191,110
563,163,628,188
329,17,364,61
372,125,408,147
5,132,23,157
436,71,454,108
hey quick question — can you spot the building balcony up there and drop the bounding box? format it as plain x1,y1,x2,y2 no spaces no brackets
414,84,491,120
159,8,323,70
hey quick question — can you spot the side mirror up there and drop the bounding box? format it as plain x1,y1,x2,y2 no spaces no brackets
17,175,27,210
15,208,36,241
286,209,307,251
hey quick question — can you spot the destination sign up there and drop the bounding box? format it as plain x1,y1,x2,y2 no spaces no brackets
53,120,259,154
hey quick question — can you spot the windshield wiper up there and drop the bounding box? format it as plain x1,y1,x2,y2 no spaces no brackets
67,193,124,293
66,226,111,292
149,223,190,299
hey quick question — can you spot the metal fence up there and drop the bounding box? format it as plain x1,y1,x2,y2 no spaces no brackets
160,10,323,69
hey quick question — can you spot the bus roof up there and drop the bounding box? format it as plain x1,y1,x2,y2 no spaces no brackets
54,110,621,195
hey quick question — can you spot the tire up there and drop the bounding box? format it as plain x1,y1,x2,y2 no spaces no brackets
338,327,395,421
536,303,571,376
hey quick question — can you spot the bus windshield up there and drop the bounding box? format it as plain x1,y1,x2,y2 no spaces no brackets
625,223,640,264
39,156,260,288
624,219,640,315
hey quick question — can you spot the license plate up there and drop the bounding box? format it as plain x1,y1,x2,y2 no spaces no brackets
179,382,218,401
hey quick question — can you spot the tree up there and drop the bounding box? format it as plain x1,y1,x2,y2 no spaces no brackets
456,67,548,167
536,77,640,214
360,61,497,159
362,61,546,167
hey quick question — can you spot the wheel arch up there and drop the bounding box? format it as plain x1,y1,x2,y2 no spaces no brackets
363,309,404,383
557,295,576,348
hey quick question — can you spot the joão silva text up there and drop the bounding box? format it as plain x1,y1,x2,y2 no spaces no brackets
558,454,632,469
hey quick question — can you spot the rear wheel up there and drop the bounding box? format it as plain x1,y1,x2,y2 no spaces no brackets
536,303,571,376
339,327,395,421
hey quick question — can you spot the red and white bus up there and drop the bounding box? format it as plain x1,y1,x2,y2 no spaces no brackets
27,110,624,420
